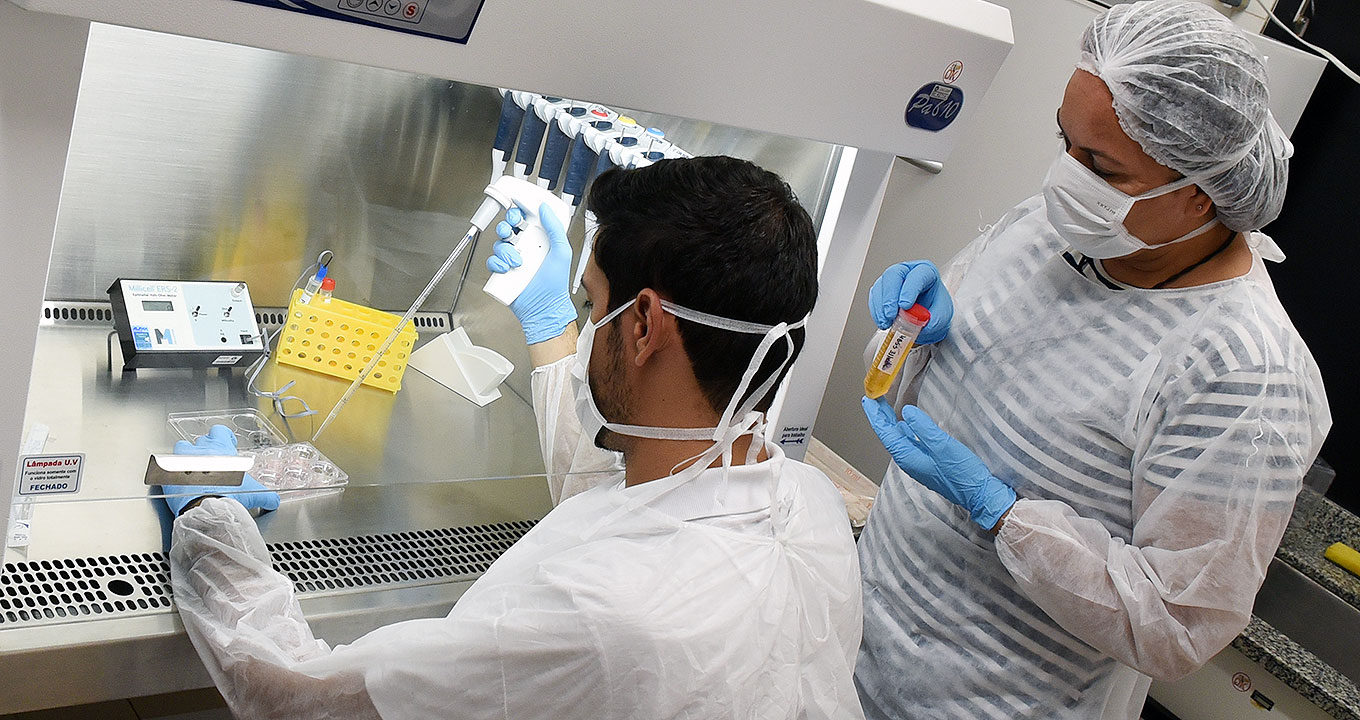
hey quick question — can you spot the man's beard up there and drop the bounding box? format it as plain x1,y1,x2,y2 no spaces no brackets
591,320,632,453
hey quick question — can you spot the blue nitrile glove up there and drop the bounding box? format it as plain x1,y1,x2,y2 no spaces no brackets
157,424,280,516
862,397,1015,529
868,261,953,344
486,202,577,344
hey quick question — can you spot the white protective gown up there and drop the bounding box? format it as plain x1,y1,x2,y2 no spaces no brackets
171,354,865,720
854,195,1330,720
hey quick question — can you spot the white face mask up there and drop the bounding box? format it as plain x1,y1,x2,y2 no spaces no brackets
571,296,805,477
1043,152,1219,259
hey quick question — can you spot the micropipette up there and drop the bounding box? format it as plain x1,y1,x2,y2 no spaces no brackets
539,104,585,190
511,95,556,179
491,89,527,181
559,106,615,215
560,133,594,218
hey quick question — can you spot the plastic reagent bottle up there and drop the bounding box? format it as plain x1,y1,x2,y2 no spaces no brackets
299,265,328,305
864,303,931,399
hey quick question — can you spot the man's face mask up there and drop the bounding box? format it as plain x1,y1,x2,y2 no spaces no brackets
570,296,805,473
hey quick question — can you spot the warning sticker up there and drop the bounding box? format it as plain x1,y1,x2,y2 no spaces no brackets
18,454,84,496
779,426,810,447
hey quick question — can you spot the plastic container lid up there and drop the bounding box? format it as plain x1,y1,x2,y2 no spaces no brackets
902,303,931,325
320,277,335,291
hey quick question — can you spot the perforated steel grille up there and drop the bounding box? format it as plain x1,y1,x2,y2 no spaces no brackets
40,301,117,326
257,309,449,333
0,553,174,627
0,520,535,629
37,300,451,336
271,521,536,594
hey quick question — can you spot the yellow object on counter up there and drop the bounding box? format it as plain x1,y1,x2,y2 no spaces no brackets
1324,542,1360,579
275,288,417,392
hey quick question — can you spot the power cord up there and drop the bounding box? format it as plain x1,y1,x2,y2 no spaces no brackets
1250,0,1360,85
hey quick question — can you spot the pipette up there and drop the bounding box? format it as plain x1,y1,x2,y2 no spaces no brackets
539,104,586,190
491,89,527,181
560,133,594,218
559,106,615,215
641,127,668,162
511,95,556,179
311,198,504,442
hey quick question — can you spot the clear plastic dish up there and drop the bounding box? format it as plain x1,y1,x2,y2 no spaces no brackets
244,442,349,501
168,408,287,451
167,410,347,501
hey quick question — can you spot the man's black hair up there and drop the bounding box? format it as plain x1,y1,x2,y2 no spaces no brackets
586,155,818,415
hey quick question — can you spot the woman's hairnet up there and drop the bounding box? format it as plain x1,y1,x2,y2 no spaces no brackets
1079,0,1293,231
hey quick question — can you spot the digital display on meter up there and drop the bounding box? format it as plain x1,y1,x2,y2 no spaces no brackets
141,300,174,312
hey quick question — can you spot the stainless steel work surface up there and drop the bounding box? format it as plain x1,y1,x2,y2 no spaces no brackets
1,320,555,712
19,321,545,502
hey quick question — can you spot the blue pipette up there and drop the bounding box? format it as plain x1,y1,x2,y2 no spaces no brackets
491,89,526,181
538,104,584,190
512,95,554,179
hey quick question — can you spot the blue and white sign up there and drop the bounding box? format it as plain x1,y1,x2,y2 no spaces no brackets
905,82,965,132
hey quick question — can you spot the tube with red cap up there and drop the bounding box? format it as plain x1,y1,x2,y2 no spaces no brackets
864,303,930,399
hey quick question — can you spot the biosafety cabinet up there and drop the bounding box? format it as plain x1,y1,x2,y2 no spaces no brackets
0,0,1012,710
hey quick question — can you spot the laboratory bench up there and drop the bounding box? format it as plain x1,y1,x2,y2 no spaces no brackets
0,318,555,713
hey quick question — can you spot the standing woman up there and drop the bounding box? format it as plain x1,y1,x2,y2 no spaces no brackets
853,2,1332,718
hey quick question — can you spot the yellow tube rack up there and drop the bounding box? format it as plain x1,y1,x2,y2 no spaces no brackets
276,288,416,393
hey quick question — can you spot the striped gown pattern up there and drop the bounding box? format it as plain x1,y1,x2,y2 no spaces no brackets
854,195,1329,720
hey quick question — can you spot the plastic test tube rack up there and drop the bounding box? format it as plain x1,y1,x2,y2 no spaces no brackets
275,288,417,392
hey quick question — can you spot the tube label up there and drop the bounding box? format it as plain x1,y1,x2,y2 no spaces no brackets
877,331,911,373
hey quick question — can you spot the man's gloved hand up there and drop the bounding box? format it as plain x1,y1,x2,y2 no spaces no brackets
862,397,1015,530
158,424,281,517
487,202,578,345
868,261,953,344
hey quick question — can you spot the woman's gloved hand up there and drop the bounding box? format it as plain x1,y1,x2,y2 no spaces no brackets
868,261,953,344
862,397,1015,530
487,202,578,344
157,424,281,516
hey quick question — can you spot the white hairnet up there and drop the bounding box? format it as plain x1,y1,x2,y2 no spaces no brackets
1080,0,1293,232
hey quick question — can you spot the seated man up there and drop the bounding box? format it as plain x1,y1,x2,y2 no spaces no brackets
166,155,864,720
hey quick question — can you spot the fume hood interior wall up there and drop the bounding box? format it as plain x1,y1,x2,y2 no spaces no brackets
46,23,840,402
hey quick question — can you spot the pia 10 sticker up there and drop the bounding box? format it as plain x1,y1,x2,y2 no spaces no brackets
906,81,964,132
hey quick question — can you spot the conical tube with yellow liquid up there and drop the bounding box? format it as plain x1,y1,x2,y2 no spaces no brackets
865,303,931,399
